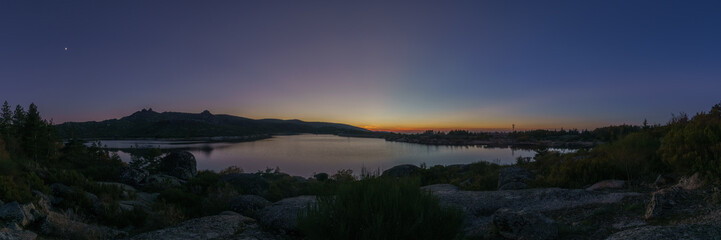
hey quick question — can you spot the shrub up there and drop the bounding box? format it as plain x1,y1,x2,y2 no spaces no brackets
417,162,500,191
659,103,721,180
298,177,462,240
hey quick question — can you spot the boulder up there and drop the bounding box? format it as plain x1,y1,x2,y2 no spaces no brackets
50,183,73,205
119,192,158,212
126,211,267,240
492,208,558,240
498,167,533,190
257,195,317,233
220,173,270,195
0,228,37,240
97,182,137,200
41,211,127,240
382,164,420,177
119,167,149,186
0,202,43,228
645,186,689,220
229,195,271,217
606,224,721,240
586,180,626,191
677,173,702,190
144,174,183,190
49,183,105,217
499,182,528,191
654,174,675,189
645,174,705,220
159,151,197,180
422,184,640,238
32,190,53,214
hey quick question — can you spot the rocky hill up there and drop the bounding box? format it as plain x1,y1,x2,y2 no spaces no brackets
55,109,369,139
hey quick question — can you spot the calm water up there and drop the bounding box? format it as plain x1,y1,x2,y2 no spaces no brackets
97,134,540,177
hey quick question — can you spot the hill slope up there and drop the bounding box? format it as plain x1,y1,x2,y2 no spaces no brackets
55,109,369,139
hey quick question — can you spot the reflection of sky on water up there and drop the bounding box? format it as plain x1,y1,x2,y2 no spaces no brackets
97,134,549,177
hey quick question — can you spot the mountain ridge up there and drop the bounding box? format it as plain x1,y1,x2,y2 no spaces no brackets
55,109,370,139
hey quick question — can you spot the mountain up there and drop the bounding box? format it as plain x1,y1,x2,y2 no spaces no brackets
55,109,370,139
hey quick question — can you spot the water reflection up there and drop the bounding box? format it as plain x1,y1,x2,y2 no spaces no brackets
96,134,551,177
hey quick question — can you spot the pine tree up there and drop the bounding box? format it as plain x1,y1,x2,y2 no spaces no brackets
0,101,11,134
23,103,44,160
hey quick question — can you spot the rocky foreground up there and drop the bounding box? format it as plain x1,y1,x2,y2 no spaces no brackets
2,160,720,239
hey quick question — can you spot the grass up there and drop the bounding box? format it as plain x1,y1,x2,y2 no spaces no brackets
298,176,463,240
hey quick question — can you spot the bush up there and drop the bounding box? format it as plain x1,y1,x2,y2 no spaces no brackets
298,177,462,240
659,103,721,180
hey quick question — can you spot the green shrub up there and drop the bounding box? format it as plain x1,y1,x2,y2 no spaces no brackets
298,177,462,240
659,103,721,180
0,172,47,203
417,162,500,191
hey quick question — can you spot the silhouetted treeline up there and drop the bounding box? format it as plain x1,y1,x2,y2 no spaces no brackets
519,102,721,187
0,101,59,161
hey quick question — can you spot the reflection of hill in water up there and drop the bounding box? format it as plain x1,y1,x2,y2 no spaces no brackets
99,135,566,177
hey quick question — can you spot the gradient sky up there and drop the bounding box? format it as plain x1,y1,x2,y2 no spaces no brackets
2,1,720,131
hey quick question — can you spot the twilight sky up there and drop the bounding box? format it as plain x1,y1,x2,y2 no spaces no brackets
1,1,720,131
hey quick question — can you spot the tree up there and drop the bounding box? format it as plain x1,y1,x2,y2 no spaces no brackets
22,103,44,160
0,101,11,135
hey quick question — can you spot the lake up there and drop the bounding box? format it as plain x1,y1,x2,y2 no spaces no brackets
96,134,542,177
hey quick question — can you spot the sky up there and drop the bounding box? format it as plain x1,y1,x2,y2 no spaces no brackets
1,0,720,132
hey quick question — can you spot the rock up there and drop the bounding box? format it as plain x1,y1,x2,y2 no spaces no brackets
498,167,533,190
119,167,149,186
119,192,158,212
422,184,459,193
97,182,137,200
32,191,53,214
257,195,317,233
499,182,528,191
422,184,640,238
98,182,138,192
492,208,558,240
84,192,108,219
159,151,197,180
0,202,43,228
382,164,420,177
220,173,270,195
0,228,37,240
586,180,626,191
50,183,73,204
644,174,705,220
41,211,127,240
126,212,261,240
229,195,271,217
611,220,647,230
677,173,702,190
144,174,183,190
606,224,721,240
645,186,689,220
49,183,105,217
654,174,675,189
